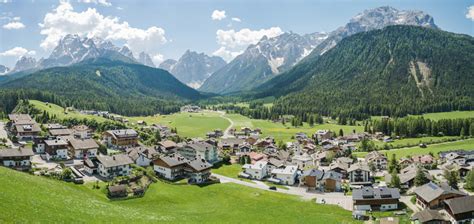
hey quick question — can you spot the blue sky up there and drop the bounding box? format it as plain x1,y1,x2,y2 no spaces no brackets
0,0,473,68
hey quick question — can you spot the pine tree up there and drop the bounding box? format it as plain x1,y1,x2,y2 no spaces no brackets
339,129,344,137
388,154,400,173
465,170,474,190
444,170,459,189
414,167,429,186
390,171,401,188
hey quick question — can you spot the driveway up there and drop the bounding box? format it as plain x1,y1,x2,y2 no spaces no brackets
212,173,353,211
0,122,13,147
400,195,419,213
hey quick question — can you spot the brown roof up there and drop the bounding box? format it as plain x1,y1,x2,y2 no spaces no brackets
8,114,33,122
97,154,133,168
159,140,177,149
154,154,188,167
0,147,34,157
15,123,41,133
69,138,99,150
412,209,448,222
445,196,474,215
49,128,72,136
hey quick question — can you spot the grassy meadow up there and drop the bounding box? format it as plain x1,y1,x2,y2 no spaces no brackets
30,100,111,123
411,111,474,121
354,138,474,159
224,113,363,142
0,167,357,223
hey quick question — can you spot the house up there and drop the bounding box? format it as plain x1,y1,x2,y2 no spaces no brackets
49,128,72,137
246,151,267,164
291,152,313,169
365,151,387,170
72,125,92,139
240,161,268,180
158,140,178,154
183,159,212,184
237,144,252,155
178,142,219,164
218,138,245,152
348,163,371,185
102,129,139,149
352,187,400,211
83,158,98,175
443,152,466,165
413,182,467,209
263,145,278,154
44,138,69,160
126,146,158,167
153,154,188,180
444,196,474,223
412,155,434,165
266,158,285,173
69,138,99,159
300,169,342,192
314,130,332,141
411,209,450,224
398,158,413,168
440,150,474,163
269,165,298,185
8,114,41,140
96,154,133,179
180,105,201,113
0,147,34,170
47,123,67,130
384,167,432,189
328,160,349,178
312,151,331,166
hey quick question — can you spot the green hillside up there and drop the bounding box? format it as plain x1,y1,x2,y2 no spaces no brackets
256,26,474,119
0,167,357,223
0,58,202,116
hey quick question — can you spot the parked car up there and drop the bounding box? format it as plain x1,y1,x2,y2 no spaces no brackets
269,186,277,190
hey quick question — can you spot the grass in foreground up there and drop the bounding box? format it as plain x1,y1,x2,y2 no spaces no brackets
0,167,357,223
354,138,474,158
224,114,363,142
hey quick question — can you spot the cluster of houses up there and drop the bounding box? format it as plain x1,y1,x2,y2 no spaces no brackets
1,113,473,222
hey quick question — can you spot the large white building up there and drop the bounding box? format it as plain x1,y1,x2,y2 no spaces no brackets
0,147,34,170
269,165,298,185
96,155,133,179
240,161,268,180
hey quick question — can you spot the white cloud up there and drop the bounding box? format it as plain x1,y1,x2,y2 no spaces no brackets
39,1,167,55
216,27,282,48
211,10,226,21
12,16,20,21
231,17,241,22
78,0,112,7
213,27,283,61
151,54,164,66
212,47,243,62
3,21,25,29
1,0,12,3
0,47,35,57
467,5,474,21
116,6,123,10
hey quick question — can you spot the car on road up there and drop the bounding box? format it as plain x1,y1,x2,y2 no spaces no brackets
269,186,277,190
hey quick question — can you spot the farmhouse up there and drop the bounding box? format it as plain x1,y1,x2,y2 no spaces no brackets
157,140,178,154
385,166,432,189
0,147,34,170
314,130,332,141
352,187,400,211
291,152,312,169
96,154,133,179
69,138,99,159
300,169,342,192
413,182,466,209
411,209,450,224
102,129,139,149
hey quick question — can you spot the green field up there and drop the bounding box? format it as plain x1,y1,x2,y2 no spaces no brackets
30,100,110,122
212,164,243,178
224,113,363,142
127,112,230,138
354,138,474,159
373,136,462,148
411,111,474,121
0,167,357,223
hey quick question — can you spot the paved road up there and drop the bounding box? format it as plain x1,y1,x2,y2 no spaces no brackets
212,173,353,211
400,195,419,213
218,111,235,138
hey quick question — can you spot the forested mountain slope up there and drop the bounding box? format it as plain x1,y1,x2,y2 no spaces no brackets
262,26,474,118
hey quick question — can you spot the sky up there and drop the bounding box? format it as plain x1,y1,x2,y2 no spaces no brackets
0,0,473,68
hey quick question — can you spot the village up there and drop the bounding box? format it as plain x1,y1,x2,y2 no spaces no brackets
0,111,473,224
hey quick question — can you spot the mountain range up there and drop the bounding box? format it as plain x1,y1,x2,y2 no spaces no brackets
200,6,438,94
265,25,474,118
159,50,226,89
